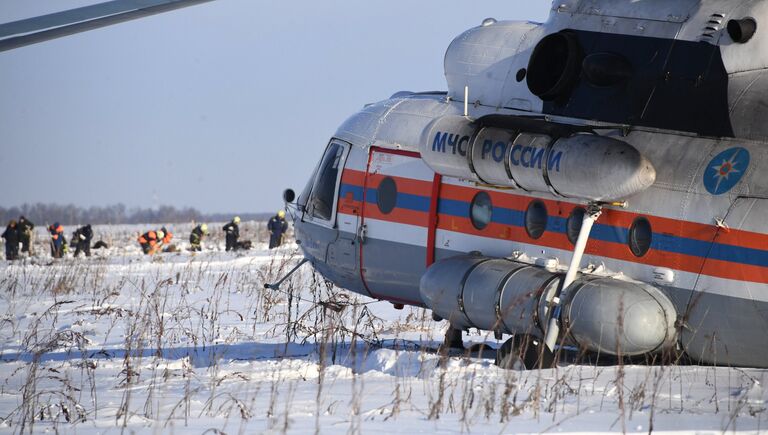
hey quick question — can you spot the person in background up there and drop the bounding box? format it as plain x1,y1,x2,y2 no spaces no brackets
160,226,173,245
2,220,20,261
268,210,289,249
158,227,176,253
189,223,208,252
223,216,240,251
138,229,164,255
18,216,34,255
49,222,66,258
73,224,93,257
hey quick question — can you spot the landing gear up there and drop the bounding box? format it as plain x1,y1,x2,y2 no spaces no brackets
495,335,556,370
439,326,465,353
544,203,604,351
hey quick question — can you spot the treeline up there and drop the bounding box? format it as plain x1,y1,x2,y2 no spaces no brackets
0,204,271,226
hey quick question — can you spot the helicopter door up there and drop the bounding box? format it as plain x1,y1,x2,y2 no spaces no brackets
684,196,768,367
359,147,439,304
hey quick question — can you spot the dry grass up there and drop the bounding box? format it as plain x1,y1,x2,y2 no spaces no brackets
0,238,765,434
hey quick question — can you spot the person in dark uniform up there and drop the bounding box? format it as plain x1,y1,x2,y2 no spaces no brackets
223,216,240,251
49,223,66,258
189,223,208,252
73,224,93,257
2,220,20,261
18,216,34,254
267,210,289,249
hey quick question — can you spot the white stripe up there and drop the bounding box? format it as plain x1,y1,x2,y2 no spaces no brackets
337,212,360,235
344,148,369,172
362,217,427,247
370,151,433,181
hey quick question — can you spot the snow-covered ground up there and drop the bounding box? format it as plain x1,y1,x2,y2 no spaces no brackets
0,224,766,434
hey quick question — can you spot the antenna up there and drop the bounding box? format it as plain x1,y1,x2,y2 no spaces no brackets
464,86,469,117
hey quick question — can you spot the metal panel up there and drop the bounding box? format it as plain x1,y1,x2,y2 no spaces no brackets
359,147,435,304
685,197,768,366
568,0,699,23
471,127,518,186
507,133,552,193
462,259,521,331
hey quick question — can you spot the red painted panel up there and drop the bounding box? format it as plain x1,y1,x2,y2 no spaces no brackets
426,174,442,266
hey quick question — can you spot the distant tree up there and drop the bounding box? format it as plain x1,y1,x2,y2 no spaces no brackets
0,203,267,226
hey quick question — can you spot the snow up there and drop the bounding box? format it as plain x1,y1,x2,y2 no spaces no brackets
0,224,766,434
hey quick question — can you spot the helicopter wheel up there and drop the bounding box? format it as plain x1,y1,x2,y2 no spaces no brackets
495,334,556,370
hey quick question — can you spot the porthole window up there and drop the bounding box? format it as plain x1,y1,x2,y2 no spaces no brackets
470,191,493,230
566,207,586,245
628,217,652,257
376,177,397,214
525,200,548,239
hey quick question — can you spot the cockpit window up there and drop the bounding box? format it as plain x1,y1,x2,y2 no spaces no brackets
308,142,344,221
297,165,318,211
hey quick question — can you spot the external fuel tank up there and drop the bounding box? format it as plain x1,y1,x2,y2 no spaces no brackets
420,255,677,356
420,116,656,202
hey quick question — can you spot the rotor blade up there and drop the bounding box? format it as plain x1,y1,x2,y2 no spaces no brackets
0,0,215,52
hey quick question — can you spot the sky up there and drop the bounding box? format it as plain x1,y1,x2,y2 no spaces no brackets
0,1,550,214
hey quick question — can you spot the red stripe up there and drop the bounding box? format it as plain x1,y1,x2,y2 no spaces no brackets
338,197,361,216
366,172,433,196
426,174,442,266
715,228,768,252
345,168,432,196
700,258,768,283
341,169,365,186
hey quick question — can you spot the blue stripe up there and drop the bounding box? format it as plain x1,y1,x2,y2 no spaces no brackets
592,223,627,245
340,184,364,202
491,207,524,227
364,188,430,212
708,243,768,268
341,184,432,213
340,183,768,268
438,198,469,217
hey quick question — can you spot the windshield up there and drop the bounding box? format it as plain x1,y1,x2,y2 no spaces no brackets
307,142,344,221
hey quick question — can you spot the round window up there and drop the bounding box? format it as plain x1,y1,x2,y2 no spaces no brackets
376,177,397,214
628,217,652,257
566,207,586,245
470,191,493,230
525,200,548,239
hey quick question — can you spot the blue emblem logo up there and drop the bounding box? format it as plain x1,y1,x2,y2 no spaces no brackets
703,147,750,195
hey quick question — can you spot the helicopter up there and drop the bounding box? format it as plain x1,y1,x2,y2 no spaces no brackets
4,0,766,369
279,0,768,369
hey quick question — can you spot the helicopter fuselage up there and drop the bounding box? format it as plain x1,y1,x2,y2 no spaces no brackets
293,0,768,367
